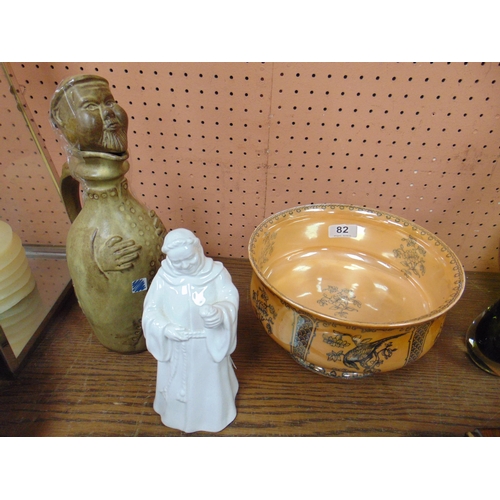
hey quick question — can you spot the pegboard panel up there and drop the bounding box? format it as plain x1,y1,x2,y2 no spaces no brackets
6,62,271,260
5,62,500,271
267,62,500,272
0,66,69,246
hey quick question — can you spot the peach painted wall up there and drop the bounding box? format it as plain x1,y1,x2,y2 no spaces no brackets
1,62,499,271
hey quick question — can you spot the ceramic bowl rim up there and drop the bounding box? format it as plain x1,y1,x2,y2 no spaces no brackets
248,203,466,328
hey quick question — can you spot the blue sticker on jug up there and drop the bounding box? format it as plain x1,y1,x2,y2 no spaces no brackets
132,277,148,293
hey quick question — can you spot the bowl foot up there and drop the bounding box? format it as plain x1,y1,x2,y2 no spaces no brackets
290,354,372,379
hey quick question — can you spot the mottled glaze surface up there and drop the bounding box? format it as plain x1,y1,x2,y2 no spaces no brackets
249,204,465,377
50,75,166,353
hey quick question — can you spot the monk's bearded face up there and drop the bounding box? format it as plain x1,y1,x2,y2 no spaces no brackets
55,82,128,154
101,126,127,153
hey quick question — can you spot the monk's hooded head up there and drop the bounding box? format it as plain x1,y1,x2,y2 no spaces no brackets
50,74,128,154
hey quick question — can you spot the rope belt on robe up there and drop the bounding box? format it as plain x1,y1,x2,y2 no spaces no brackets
167,330,206,403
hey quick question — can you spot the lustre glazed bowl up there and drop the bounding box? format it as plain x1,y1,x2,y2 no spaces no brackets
249,204,465,378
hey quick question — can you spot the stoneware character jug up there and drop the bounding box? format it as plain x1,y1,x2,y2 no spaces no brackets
50,74,166,353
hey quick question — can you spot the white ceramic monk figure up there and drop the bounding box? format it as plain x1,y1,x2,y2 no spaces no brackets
142,228,239,433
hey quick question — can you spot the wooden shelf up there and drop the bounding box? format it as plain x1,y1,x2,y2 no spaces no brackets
0,258,499,436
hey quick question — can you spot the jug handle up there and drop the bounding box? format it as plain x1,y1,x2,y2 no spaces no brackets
60,162,82,223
